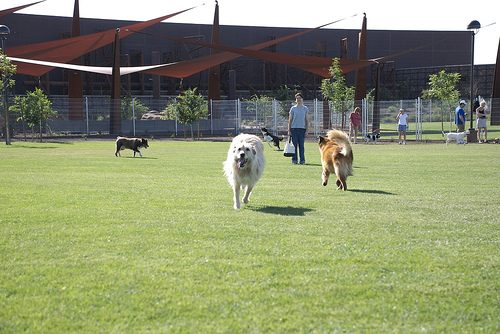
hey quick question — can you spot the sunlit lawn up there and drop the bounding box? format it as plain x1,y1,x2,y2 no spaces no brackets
0,138,498,332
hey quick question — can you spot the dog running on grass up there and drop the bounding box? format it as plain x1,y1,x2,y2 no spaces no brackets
223,133,265,209
260,127,284,150
318,129,353,191
115,136,149,157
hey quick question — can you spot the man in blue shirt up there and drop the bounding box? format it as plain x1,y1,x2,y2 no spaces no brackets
455,100,466,132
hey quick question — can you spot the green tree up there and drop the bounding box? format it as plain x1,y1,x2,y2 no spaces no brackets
244,94,274,127
121,96,149,120
23,88,56,142
273,84,299,118
9,95,29,141
161,88,208,139
320,58,355,129
1,51,17,145
422,70,461,133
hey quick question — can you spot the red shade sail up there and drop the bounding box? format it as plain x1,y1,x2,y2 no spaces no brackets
7,6,198,76
8,13,377,79
0,1,45,19
160,38,377,78
144,16,359,78
8,56,169,75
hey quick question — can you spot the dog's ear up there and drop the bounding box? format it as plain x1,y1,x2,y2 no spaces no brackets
252,148,256,155
318,136,327,144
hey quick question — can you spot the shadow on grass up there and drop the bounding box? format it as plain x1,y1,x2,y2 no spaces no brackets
121,156,158,159
349,189,395,195
45,141,74,145
15,145,62,149
293,164,365,168
287,163,322,167
249,205,314,216
14,141,74,149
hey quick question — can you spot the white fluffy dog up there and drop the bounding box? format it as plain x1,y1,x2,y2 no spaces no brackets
223,133,265,209
443,130,469,145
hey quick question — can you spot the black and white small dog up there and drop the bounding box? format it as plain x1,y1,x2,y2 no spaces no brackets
260,127,284,150
365,132,380,144
115,136,149,157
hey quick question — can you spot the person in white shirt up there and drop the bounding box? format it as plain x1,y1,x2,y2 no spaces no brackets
396,108,409,145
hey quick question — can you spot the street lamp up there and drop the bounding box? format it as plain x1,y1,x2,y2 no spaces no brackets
0,24,11,145
467,20,480,133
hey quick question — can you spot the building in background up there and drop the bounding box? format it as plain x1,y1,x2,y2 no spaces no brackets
2,13,495,100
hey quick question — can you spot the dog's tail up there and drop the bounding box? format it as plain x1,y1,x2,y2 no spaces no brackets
327,129,352,157
441,131,445,137
326,129,353,178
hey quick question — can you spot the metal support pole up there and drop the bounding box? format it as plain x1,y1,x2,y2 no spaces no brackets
1,25,11,145
210,99,213,135
236,99,241,133
273,99,277,135
469,31,475,130
85,96,89,135
362,98,368,138
132,97,136,136
467,20,480,142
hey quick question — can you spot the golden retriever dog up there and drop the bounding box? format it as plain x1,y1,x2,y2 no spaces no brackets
115,136,149,157
223,133,265,209
318,129,353,191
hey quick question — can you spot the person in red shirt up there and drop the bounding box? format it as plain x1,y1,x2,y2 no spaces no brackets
349,107,362,144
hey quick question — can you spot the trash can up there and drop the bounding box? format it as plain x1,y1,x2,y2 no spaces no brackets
467,128,477,143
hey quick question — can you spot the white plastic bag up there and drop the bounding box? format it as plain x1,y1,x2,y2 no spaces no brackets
283,137,295,157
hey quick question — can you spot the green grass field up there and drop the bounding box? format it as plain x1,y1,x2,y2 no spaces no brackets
1,138,499,333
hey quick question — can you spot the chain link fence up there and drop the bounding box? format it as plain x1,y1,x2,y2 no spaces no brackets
2,96,498,141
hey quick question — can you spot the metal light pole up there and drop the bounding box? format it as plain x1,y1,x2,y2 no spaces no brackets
467,20,481,133
0,25,11,145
